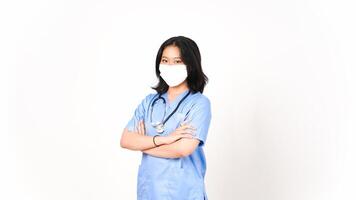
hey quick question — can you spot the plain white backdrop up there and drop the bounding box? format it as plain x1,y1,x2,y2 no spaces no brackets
1,0,356,199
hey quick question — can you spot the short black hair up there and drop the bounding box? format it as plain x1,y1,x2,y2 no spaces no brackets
152,36,208,94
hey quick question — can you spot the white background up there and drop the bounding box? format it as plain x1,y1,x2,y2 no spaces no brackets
1,0,356,199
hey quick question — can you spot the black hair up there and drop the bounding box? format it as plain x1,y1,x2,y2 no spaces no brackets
151,36,208,94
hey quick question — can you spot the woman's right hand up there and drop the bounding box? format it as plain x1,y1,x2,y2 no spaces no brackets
157,124,196,145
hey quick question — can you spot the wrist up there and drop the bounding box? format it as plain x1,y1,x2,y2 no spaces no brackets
154,135,165,146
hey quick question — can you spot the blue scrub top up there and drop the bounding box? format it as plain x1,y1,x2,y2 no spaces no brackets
125,89,212,200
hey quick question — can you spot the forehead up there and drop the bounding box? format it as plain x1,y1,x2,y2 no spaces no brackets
162,45,181,58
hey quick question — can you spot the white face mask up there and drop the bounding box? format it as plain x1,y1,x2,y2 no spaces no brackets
159,64,188,87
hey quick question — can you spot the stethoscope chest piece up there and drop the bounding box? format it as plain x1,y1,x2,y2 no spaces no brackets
151,122,165,133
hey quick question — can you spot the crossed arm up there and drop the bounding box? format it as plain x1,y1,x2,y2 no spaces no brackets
120,121,200,158
141,137,200,158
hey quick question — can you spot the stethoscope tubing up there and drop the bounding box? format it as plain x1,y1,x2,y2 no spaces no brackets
149,90,191,132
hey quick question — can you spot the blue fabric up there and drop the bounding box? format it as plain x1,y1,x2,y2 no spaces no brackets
125,89,212,200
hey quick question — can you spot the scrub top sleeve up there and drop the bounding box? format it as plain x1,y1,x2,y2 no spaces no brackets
185,96,212,147
124,93,153,133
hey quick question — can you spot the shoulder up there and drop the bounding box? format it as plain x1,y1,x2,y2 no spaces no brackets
143,92,158,101
190,92,211,109
140,92,158,104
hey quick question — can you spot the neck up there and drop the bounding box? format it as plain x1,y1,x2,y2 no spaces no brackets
167,81,189,96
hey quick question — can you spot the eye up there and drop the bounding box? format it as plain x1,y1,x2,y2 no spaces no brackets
161,59,167,63
175,60,182,64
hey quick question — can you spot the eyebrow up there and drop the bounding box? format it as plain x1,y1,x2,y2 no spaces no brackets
161,56,181,59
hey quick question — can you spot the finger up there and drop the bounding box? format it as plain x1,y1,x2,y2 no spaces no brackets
179,133,195,139
178,126,196,133
134,121,138,133
185,128,196,135
176,129,195,135
138,120,143,135
180,118,193,126
170,130,186,137
141,120,146,135
171,126,195,136
138,120,142,134
140,120,145,135
177,124,195,131
184,126,197,131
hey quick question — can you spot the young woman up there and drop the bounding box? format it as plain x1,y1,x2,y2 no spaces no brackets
120,36,211,200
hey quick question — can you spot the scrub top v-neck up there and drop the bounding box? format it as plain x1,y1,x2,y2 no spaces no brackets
125,89,212,200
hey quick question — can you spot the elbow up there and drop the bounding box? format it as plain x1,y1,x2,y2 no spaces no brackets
120,130,129,149
176,147,194,157
120,137,133,150
120,130,139,151
175,139,200,157
120,136,127,149
178,150,193,157
169,151,186,159
120,138,126,148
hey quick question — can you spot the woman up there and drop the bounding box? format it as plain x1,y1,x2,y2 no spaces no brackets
120,36,212,200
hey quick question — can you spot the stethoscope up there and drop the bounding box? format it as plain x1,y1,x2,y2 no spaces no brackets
149,90,191,133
